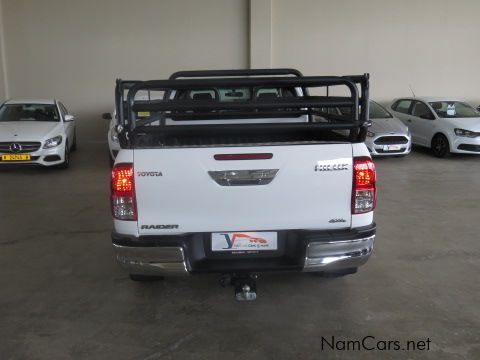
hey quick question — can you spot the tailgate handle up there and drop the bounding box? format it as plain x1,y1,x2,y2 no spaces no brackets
208,169,279,186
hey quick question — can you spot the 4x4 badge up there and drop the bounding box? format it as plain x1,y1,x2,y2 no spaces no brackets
329,218,347,223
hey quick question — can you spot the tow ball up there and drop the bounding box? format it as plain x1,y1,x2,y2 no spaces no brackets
220,273,258,301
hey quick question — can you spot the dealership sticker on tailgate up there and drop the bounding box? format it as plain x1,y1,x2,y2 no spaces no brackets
211,232,277,252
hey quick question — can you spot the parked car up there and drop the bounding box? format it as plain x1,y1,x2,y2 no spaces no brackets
0,99,76,168
110,69,376,301
363,101,411,156
320,101,411,157
102,111,120,162
390,97,480,157
104,91,160,163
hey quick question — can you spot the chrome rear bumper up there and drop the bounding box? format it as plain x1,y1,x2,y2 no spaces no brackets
303,236,375,271
113,244,188,276
112,225,376,276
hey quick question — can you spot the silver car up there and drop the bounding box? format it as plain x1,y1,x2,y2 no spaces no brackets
365,101,412,157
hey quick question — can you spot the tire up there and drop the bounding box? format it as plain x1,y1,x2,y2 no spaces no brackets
431,134,450,158
310,267,358,278
58,141,70,169
129,274,165,282
71,130,77,151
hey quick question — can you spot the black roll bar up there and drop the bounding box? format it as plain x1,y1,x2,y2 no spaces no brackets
114,69,370,143
169,68,304,80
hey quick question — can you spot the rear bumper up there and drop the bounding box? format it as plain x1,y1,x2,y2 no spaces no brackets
112,224,376,276
113,245,188,276
303,236,374,271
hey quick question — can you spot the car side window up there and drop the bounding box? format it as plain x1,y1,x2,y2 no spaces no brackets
412,101,435,120
394,100,412,114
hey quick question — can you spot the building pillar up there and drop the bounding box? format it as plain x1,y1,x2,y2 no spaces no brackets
249,0,272,69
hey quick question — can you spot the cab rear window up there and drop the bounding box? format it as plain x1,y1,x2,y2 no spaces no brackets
178,87,298,102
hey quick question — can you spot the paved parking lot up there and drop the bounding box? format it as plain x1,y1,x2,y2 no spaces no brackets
0,129,479,359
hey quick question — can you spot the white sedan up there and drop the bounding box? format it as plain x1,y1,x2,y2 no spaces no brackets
0,99,76,168
390,97,480,157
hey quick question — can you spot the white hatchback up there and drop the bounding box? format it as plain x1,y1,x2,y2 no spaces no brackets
390,97,480,157
365,101,411,156
0,99,76,168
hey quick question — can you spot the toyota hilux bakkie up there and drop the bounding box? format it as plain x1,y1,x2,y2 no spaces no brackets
111,69,376,300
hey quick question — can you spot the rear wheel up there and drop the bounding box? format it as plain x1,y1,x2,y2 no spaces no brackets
431,134,450,158
129,274,165,282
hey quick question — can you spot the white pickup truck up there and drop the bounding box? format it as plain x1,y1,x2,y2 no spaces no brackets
110,69,376,300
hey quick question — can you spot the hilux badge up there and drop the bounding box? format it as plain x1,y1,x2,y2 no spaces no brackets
315,163,349,172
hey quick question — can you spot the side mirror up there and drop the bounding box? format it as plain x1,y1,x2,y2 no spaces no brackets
64,114,75,122
102,112,112,120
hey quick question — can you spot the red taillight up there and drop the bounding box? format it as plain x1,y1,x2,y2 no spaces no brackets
352,157,376,214
111,163,137,221
214,153,273,161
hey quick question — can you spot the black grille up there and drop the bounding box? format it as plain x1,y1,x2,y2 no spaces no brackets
376,148,406,154
457,144,480,152
0,142,42,153
374,136,409,145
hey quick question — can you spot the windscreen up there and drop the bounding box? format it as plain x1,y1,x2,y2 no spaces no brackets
369,101,392,119
429,101,479,118
0,104,60,122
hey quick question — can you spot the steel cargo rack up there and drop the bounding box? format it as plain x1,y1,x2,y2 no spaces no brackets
114,69,370,148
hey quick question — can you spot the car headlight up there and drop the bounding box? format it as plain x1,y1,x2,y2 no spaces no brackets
366,131,375,137
110,129,119,143
454,128,478,138
43,135,63,149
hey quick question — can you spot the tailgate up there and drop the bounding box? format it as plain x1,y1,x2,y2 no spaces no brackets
134,144,353,235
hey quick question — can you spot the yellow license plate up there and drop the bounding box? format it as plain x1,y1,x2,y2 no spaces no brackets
1,154,31,161
137,111,151,117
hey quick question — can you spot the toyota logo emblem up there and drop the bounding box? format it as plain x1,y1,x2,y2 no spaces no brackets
10,143,22,153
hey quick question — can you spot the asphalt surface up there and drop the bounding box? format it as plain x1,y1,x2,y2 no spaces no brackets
0,125,479,359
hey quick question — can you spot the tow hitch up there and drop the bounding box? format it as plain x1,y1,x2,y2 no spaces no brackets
220,273,258,301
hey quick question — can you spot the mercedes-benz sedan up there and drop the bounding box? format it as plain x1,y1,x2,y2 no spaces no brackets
0,99,76,168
